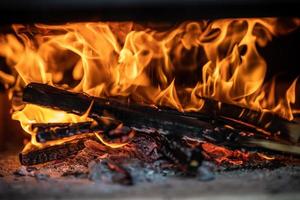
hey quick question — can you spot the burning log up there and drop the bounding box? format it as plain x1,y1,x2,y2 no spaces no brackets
21,83,300,165
20,126,197,167
197,97,292,138
32,120,121,143
23,83,299,141
23,83,212,138
19,137,89,165
20,122,300,167
32,119,300,157
32,122,100,143
198,127,300,156
31,120,300,160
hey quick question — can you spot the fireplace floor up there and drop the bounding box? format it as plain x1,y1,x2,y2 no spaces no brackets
0,148,299,200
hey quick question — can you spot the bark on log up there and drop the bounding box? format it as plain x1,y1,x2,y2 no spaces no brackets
23,83,213,139
23,83,298,140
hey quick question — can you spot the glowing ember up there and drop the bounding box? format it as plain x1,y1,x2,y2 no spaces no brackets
202,143,250,165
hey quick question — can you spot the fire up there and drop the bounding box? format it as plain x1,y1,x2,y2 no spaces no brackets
95,133,128,149
0,18,299,148
12,101,94,149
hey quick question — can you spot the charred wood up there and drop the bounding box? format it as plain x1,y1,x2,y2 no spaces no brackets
32,122,99,143
20,127,194,167
32,121,300,158
194,96,294,139
19,138,88,165
32,120,121,143
23,83,212,138
23,83,299,141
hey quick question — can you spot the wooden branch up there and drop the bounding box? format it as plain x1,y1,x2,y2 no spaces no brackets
32,120,120,143
196,97,292,137
23,83,213,138
32,122,96,143
23,83,299,140
19,138,88,165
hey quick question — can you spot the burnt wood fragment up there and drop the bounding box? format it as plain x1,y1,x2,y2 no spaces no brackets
154,131,190,167
130,132,162,162
194,96,299,140
19,138,87,165
32,122,99,143
184,128,300,156
30,121,300,159
32,120,121,143
144,131,204,172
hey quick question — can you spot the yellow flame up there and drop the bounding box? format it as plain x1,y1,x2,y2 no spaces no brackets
95,132,128,148
12,101,94,149
0,18,299,149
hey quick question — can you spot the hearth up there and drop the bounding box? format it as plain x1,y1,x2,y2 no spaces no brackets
0,1,300,200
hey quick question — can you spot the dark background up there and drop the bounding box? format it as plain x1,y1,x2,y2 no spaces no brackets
0,0,299,24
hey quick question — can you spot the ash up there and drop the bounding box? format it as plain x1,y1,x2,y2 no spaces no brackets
12,139,215,185
1,149,300,200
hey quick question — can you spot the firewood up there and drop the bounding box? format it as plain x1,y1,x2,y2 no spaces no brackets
32,120,120,143
23,83,299,141
23,83,212,138
20,126,300,167
196,97,292,139
31,120,300,158
20,127,193,166
19,138,88,165
32,122,98,143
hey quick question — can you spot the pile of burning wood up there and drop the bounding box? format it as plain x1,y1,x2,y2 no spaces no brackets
14,82,300,184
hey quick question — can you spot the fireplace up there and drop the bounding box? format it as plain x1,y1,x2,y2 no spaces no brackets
0,1,300,199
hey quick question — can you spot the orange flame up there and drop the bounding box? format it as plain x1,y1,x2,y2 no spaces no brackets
95,132,128,149
0,18,299,148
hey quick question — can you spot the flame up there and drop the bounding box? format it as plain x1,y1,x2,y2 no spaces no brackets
12,102,93,149
95,132,128,149
0,18,299,149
